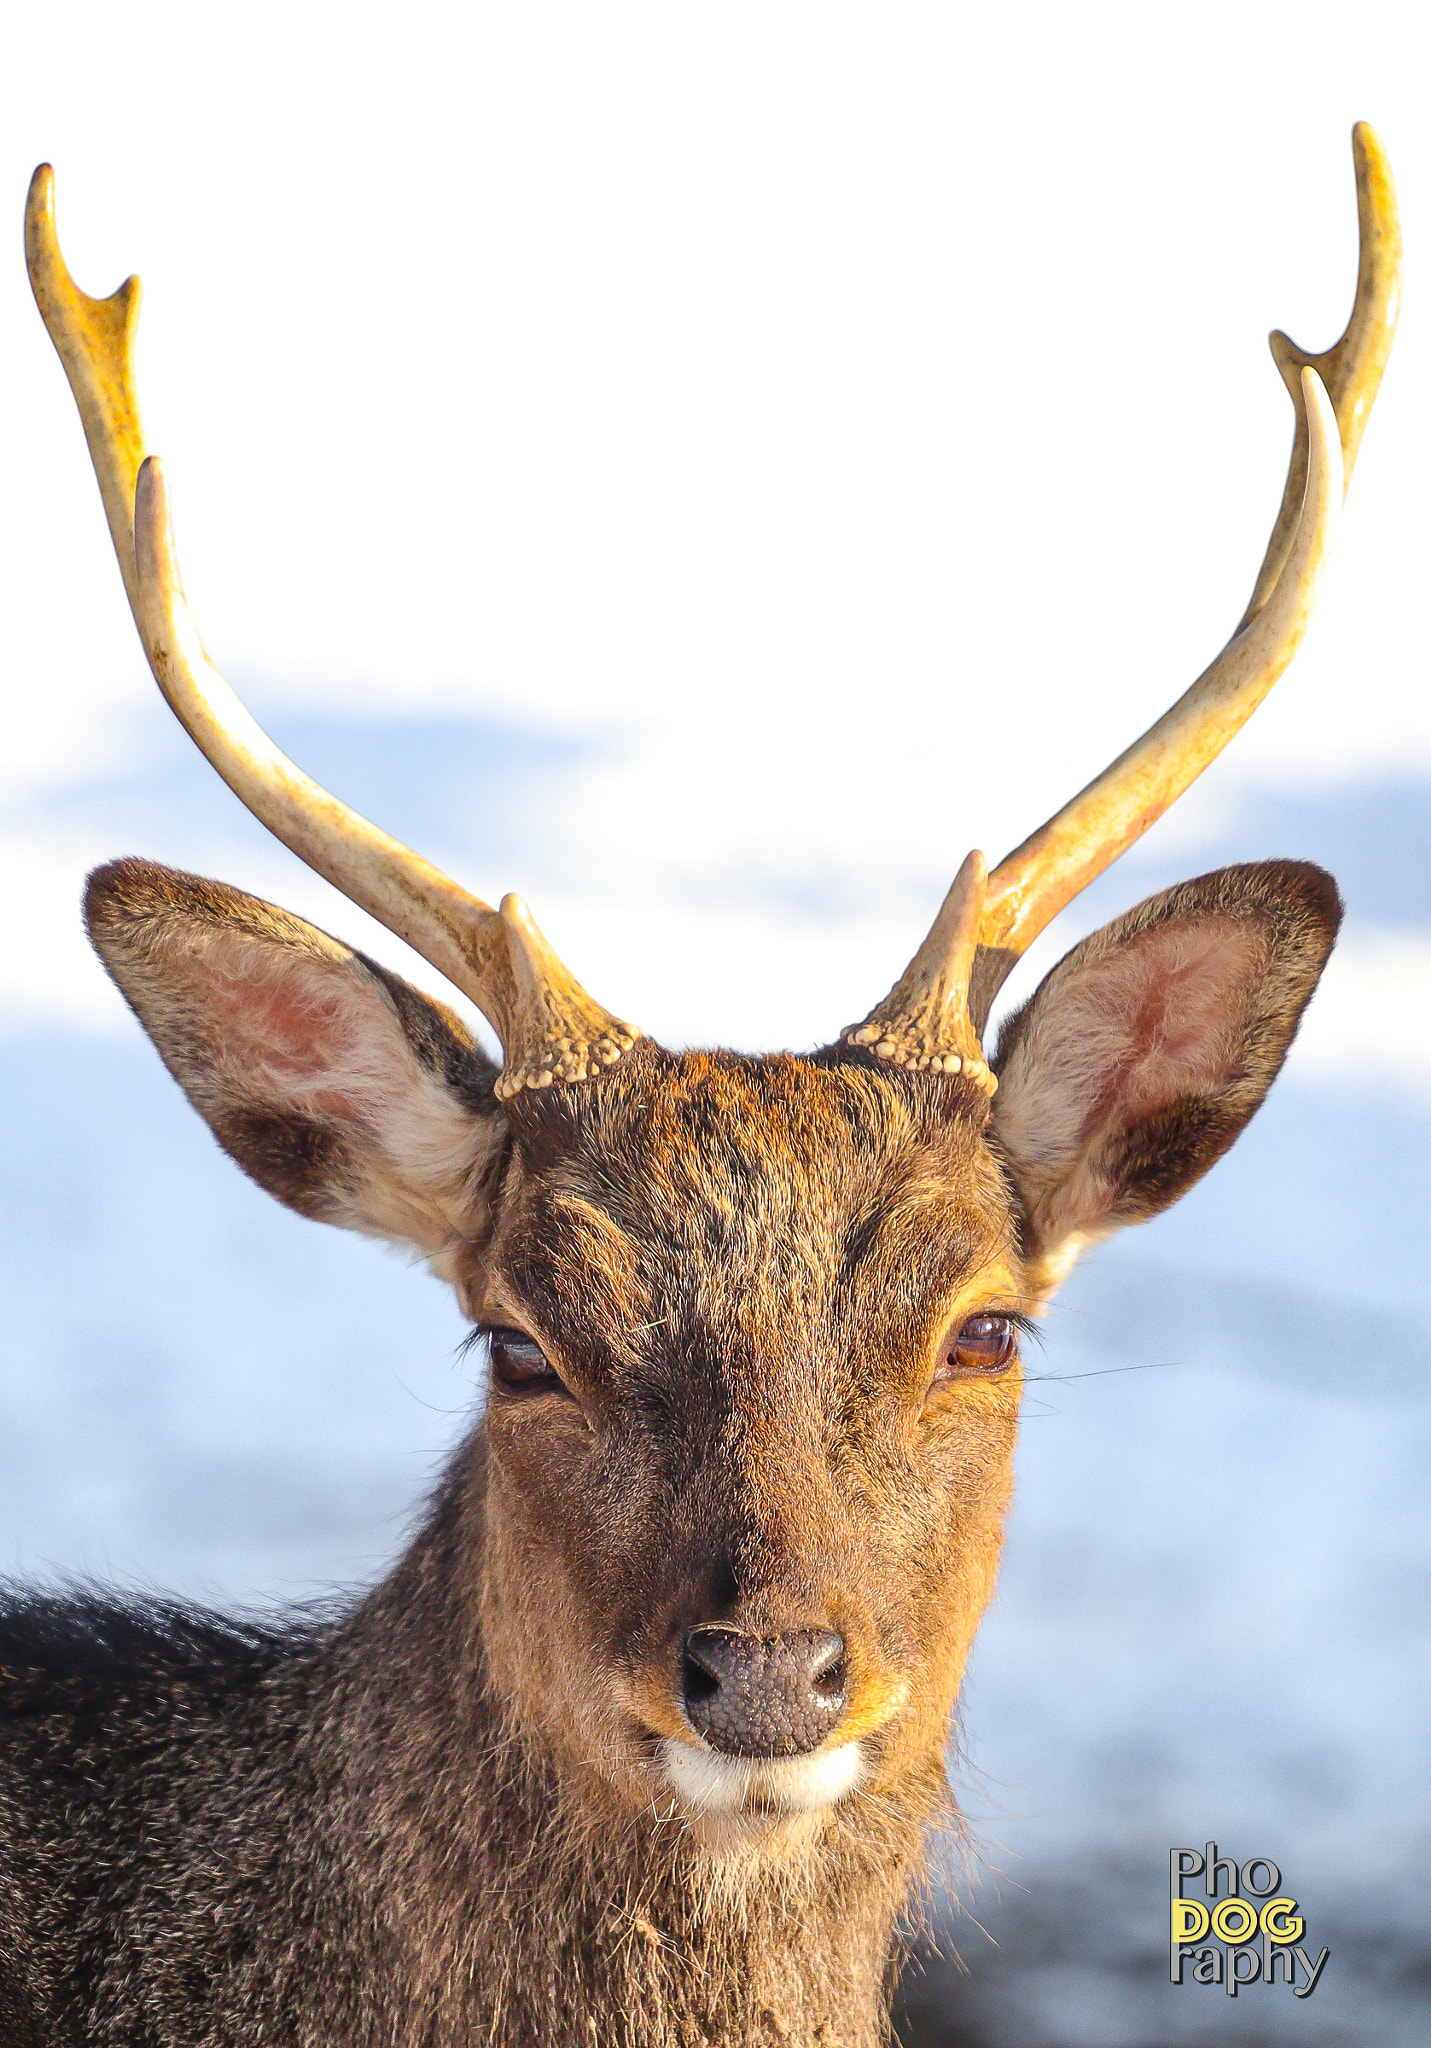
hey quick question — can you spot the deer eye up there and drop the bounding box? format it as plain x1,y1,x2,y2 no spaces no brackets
485,1327,565,1396
933,1313,1019,1382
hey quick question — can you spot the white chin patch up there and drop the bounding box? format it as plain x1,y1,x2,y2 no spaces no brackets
660,1737,866,1815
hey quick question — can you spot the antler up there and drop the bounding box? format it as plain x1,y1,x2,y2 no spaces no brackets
860,123,1398,1055
964,360,1346,1028
25,164,637,1101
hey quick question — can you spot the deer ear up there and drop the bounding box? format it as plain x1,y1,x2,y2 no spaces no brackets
85,859,504,1266
988,861,1341,1292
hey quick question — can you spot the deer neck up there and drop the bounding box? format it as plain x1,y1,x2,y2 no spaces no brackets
322,1439,939,2047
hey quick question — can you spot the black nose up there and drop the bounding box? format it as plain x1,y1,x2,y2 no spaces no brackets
680,1627,848,1758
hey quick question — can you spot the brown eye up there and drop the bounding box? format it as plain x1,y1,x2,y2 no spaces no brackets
486,1328,564,1396
935,1313,1018,1382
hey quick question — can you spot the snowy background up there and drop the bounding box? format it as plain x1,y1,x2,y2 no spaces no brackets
3,5,1429,2042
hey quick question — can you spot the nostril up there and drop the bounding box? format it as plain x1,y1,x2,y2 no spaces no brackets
808,1630,847,1697
680,1645,721,1703
811,1657,847,1702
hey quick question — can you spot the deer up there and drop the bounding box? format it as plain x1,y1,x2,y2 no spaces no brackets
0,126,1399,2048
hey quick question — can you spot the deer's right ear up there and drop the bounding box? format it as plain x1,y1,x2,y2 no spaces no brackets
987,860,1341,1294
85,859,504,1268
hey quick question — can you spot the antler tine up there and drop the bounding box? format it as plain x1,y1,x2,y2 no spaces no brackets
958,125,1398,1034
26,166,638,1101
1239,123,1401,631
25,165,147,619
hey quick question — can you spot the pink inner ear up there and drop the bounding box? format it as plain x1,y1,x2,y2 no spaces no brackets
1085,916,1260,1131
178,935,366,1096
213,968,353,1079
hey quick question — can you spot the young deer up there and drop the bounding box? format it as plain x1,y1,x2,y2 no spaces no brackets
2,129,1398,2047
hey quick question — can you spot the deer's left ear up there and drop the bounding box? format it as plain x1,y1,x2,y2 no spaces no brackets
988,860,1340,1292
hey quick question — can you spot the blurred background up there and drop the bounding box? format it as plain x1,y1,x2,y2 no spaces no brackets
2,4,1428,2041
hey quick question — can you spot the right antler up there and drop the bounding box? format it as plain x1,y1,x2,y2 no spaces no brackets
25,165,638,1101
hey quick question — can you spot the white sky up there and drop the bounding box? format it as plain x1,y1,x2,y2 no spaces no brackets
2,0,1429,1067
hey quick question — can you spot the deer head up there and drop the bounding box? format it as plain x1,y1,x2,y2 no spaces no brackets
26,130,1397,1858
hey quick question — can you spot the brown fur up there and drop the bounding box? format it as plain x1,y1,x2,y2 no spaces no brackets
0,853,1340,2044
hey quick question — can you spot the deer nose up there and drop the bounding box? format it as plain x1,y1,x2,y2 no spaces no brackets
679,1626,848,1758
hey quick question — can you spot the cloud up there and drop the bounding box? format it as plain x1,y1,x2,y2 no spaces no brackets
1294,931,1431,1098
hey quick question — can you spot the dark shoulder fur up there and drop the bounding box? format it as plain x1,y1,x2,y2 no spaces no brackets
0,1593,335,2046
0,1589,313,1728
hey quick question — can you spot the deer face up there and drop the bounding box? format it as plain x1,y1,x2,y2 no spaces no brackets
474,1051,1020,1839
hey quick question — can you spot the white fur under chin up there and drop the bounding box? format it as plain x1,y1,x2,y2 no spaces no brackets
660,1738,866,1815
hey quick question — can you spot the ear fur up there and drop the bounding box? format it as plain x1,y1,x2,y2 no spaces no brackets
989,860,1341,1293
85,858,504,1265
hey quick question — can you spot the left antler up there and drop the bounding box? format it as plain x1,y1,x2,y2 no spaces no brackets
25,165,638,1101
855,123,1400,1061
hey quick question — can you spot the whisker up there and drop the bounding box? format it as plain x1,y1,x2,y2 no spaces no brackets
1022,1358,1180,1384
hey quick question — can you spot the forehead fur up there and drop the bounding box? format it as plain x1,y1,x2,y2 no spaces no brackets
495,1045,1013,1351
